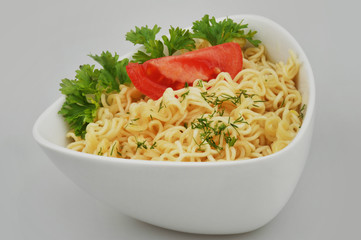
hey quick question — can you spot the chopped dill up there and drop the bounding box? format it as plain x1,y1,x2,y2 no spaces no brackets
224,131,237,147
280,99,285,108
299,104,306,120
195,79,204,88
190,112,247,151
201,89,260,108
217,107,225,116
219,93,243,106
110,143,116,156
212,121,227,136
125,117,140,128
116,149,122,156
200,92,217,104
130,118,139,124
193,136,206,151
252,100,265,108
180,90,190,102
97,147,103,155
234,114,248,124
158,100,166,112
136,139,148,151
150,142,157,149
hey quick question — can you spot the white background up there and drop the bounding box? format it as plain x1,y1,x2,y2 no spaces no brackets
1,0,361,239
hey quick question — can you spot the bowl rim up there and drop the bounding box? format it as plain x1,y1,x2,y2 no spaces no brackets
33,14,315,168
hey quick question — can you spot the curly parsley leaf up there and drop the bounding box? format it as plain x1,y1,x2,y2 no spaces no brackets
59,53,130,138
89,51,130,92
59,64,101,138
126,25,196,62
144,40,165,59
126,15,260,63
126,25,165,63
192,14,261,46
131,39,165,63
162,26,195,55
131,50,153,64
126,25,161,45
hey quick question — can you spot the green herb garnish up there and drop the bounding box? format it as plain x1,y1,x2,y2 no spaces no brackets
136,139,148,151
110,143,117,156
224,131,237,147
191,111,248,151
192,14,261,46
299,104,306,120
126,25,164,63
150,142,157,149
158,100,166,112
126,14,260,63
116,149,122,157
97,147,103,155
195,79,204,88
60,15,261,138
180,90,190,102
130,118,140,125
162,27,196,56
126,25,195,63
201,89,259,108
59,52,130,138
280,99,285,108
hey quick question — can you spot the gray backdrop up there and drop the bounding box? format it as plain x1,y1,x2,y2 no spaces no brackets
1,0,360,239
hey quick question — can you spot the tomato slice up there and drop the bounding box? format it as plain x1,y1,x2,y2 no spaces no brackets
126,42,243,100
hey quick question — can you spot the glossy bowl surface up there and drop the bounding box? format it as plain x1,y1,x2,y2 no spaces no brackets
33,14,315,234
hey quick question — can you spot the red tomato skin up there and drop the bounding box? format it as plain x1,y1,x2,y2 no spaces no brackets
126,42,243,100
126,62,169,100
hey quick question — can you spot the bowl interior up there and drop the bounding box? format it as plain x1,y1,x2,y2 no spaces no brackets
239,15,312,108
34,14,315,161
34,97,69,147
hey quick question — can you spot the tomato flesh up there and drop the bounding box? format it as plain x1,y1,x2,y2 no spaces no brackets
126,42,243,100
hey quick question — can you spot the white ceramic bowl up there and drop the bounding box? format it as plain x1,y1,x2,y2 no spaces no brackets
33,14,315,234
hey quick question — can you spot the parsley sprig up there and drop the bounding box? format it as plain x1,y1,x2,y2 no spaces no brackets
162,27,196,56
126,14,261,63
59,52,130,138
135,139,157,152
126,25,165,63
192,14,261,47
126,25,195,63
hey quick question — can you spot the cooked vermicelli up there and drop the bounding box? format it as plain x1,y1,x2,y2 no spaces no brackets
66,44,303,162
